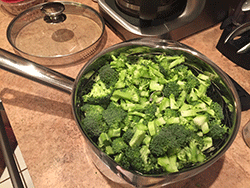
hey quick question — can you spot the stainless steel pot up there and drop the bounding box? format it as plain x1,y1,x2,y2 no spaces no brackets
0,38,241,187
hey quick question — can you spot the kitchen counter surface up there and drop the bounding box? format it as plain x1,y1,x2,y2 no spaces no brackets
0,0,250,187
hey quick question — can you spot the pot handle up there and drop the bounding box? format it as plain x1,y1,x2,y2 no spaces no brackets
0,48,75,94
166,0,206,31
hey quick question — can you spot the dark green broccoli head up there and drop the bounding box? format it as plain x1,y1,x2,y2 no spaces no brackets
144,154,163,174
102,102,127,126
144,103,157,121
149,127,175,157
149,125,193,157
99,64,119,88
117,153,130,170
120,146,162,174
159,64,170,78
81,114,108,138
124,146,145,173
162,81,181,98
208,122,227,140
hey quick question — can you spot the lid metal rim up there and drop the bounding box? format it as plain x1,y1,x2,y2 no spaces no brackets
6,1,106,61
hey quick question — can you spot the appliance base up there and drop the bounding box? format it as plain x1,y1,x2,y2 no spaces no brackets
98,0,239,41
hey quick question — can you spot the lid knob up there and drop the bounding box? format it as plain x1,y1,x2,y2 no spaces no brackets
41,2,66,24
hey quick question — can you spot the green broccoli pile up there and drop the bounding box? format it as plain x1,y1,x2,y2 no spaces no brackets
79,47,228,175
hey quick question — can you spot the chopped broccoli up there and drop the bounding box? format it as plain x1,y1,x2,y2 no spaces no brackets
169,64,190,81
81,115,108,138
111,86,140,103
80,103,104,115
99,64,119,88
158,155,178,173
114,153,130,169
210,102,224,120
124,146,145,172
208,123,227,140
110,54,127,71
118,146,160,174
162,81,181,98
149,125,193,157
102,102,127,127
81,104,108,138
122,128,135,144
156,54,185,70
98,132,111,148
164,108,180,118
184,73,200,93
144,103,157,121
129,128,146,147
82,80,112,107
112,137,128,154
79,48,231,175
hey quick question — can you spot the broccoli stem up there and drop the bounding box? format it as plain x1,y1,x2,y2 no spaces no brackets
129,129,146,147
157,155,179,173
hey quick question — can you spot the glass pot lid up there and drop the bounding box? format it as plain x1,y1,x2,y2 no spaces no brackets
7,1,105,66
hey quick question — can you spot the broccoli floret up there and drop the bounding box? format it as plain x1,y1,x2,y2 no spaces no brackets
144,103,157,121
98,132,111,148
82,80,112,107
210,102,224,120
184,74,200,93
102,102,127,126
110,54,127,71
149,80,164,91
194,74,211,100
121,146,160,174
82,116,108,138
99,64,119,88
114,153,130,169
164,108,180,118
108,128,121,138
122,128,135,144
149,125,193,157
156,55,185,70
169,64,189,81
162,81,181,98
112,137,128,154
115,69,126,89
208,123,227,140
187,139,206,163
80,104,104,115
124,146,145,172
81,104,108,138
159,64,169,78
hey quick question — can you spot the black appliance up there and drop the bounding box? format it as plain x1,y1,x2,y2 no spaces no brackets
98,0,240,40
216,0,250,70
